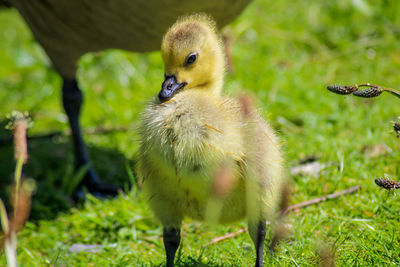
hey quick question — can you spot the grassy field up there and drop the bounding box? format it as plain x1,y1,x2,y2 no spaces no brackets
1,0,400,266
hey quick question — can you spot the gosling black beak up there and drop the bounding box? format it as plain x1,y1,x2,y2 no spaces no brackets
159,75,187,103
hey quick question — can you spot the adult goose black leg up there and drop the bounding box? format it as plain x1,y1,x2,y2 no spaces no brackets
62,78,120,200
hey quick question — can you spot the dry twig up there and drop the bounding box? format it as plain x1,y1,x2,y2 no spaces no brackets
204,185,360,246
203,228,248,246
286,186,359,212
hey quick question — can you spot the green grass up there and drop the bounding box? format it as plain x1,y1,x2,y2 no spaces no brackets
1,0,400,265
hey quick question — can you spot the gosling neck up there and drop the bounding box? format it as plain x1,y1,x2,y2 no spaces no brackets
201,60,225,95
193,75,224,95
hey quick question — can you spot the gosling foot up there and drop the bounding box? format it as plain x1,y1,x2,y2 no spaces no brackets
163,227,181,267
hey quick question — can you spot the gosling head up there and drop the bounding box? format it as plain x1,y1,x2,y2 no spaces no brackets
159,14,226,103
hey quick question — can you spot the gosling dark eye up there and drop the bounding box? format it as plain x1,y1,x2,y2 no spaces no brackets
185,52,198,66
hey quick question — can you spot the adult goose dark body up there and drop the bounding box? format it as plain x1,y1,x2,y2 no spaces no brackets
3,0,252,197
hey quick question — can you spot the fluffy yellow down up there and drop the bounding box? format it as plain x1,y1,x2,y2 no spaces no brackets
138,15,285,240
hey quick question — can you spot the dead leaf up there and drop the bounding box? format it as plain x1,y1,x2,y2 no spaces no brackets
361,144,392,158
291,161,327,177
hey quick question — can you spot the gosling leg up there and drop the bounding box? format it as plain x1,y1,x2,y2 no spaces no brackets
62,78,120,199
163,227,181,267
249,220,266,267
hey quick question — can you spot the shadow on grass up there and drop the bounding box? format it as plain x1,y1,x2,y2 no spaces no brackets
0,120,133,221
151,257,226,267
175,260,226,267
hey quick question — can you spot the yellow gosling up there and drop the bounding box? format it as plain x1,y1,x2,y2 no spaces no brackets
138,14,285,267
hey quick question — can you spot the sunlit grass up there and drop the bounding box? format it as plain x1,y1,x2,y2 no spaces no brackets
1,0,400,265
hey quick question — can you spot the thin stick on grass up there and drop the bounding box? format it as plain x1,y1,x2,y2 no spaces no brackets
286,185,359,212
203,185,360,247
203,228,248,246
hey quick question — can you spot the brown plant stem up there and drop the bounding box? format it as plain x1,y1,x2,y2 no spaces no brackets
327,83,400,99
1,111,32,267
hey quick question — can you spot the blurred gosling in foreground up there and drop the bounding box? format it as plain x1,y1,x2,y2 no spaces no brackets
138,14,285,267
